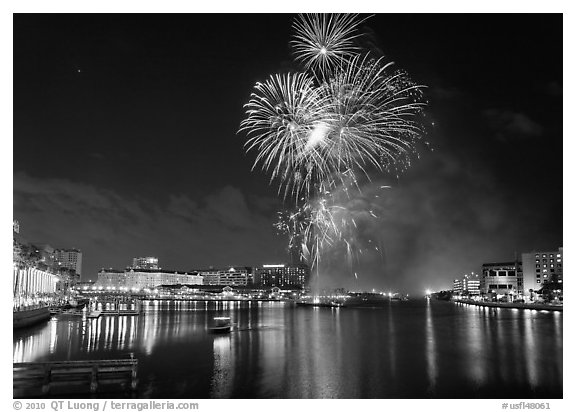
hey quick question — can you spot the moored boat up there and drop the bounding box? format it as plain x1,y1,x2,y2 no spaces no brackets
209,317,232,334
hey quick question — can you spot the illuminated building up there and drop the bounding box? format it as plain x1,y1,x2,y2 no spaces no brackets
132,257,159,270
521,247,563,293
217,267,251,286
255,264,310,287
452,273,480,297
96,268,203,290
195,267,253,286
54,248,83,276
480,261,523,298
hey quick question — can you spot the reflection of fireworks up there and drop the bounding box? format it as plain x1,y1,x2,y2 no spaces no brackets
241,14,428,277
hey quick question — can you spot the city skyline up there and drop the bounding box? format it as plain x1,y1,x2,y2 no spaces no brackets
13,14,562,294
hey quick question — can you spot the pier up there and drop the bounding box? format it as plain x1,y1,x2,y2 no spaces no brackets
13,358,138,397
454,299,563,312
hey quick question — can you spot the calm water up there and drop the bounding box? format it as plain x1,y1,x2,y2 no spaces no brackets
13,300,563,398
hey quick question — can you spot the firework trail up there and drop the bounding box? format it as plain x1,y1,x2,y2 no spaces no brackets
241,14,428,278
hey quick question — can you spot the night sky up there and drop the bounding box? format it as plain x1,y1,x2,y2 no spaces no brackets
13,13,563,294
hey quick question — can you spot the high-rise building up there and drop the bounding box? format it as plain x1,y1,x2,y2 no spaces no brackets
54,248,82,276
480,261,523,297
522,247,563,294
132,257,159,270
255,264,310,288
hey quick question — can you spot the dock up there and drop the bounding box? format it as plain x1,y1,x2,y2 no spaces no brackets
13,358,138,397
87,310,102,318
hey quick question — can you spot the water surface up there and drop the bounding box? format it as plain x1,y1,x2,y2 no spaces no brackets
13,300,563,398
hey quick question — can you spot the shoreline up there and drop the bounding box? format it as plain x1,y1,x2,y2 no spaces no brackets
453,299,563,312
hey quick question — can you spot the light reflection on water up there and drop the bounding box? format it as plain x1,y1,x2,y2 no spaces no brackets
13,300,562,398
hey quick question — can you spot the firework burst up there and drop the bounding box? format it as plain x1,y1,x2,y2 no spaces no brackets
240,14,428,278
291,13,369,76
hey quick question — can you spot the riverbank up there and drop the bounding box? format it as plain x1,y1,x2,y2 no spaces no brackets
453,299,563,312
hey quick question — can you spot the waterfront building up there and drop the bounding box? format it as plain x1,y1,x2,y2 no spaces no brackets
480,261,523,299
54,248,83,276
132,257,160,270
217,267,251,286
522,247,563,294
95,268,203,291
13,265,59,307
255,264,310,288
453,273,480,297
196,269,221,285
453,278,463,294
193,267,253,286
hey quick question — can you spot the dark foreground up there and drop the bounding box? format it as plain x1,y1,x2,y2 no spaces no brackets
13,300,562,398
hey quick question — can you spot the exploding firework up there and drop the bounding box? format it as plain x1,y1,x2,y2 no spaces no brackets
240,14,428,278
241,54,426,199
291,13,369,76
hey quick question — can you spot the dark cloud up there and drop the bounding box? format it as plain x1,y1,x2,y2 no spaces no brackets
483,109,543,140
13,173,286,279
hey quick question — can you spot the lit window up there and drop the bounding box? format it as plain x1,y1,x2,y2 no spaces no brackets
550,254,554,258
557,254,561,258
543,269,548,273
543,274,548,278
535,254,540,258
537,280,541,283
536,259,540,263
543,264,547,268
557,259,561,262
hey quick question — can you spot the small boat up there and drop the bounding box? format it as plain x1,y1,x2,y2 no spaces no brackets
209,317,232,334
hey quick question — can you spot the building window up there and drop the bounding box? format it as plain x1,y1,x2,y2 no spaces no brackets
535,254,540,258
557,259,561,263
543,264,547,268
557,254,561,258
536,274,541,278
558,264,562,267
536,264,540,268
543,269,548,273
550,254,554,258
543,259,548,263
535,259,540,263
543,274,548,278
536,269,540,273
